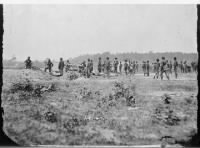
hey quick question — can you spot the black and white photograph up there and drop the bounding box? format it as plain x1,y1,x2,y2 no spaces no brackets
0,2,200,147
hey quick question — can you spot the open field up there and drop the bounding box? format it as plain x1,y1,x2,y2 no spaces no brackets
1,69,198,146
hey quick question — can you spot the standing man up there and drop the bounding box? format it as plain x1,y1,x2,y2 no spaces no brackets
143,61,147,76
65,60,71,72
113,57,119,73
136,61,138,72
98,57,102,73
25,56,32,69
184,61,188,73
173,57,178,79
153,59,160,79
146,60,150,76
180,61,184,73
87,59,91,78
90,60,94,74
119,61,122,73
124,59,129,75
58,58,65,76
169,61,173,74
104,57,111,77
160,57,169,80
45,58,53,73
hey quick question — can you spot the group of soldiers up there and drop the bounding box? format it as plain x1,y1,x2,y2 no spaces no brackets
24,56,198,80
78,57,140,78
25,57,65,76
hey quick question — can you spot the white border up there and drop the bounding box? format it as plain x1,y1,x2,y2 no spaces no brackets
0,0,200,4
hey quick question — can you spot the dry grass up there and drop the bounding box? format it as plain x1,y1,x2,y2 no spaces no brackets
1,69,198,146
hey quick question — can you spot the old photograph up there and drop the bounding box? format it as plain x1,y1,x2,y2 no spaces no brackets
1,4,199,147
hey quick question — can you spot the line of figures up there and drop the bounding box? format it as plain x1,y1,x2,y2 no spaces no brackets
24,56,198,80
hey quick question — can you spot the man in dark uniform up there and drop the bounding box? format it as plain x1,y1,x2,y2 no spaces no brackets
124,59,129,75
173,57,178,79
160,57,169,80
135,61,138,72
98,57,102,73
90,60,93,73
79,61,86,76
104,57,111,77
113,57,119,73
146,60,150,76
143,61,147,76
119,61,122,73
44,58,53,73
87,59,91,78
169,61,172,74
153,59,160,79
58,57,65,76
25,56,32,69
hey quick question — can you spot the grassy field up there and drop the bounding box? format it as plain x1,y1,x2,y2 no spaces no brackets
1,69,198,146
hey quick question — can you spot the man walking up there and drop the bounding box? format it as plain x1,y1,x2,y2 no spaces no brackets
160,57,169,80
153,59,160,79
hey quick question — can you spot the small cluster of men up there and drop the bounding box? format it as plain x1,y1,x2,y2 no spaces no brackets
25,57,65,76
152,57,178,80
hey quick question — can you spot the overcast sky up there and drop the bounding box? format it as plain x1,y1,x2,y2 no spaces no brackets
3,4,197,61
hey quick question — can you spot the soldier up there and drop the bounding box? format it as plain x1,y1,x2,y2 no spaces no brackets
153,59,160,79
169,61,172,74
79,61,86,76
119,61,122,73
128,60,131,73
90,60,94,73
65,60,71,72
58,58,65,76
173,57,178,79
135,61,138,72
24,56,32,69
143,61,147,76
142,61,145,76
87,59,91,78
184,61,188,73
129,62,133,75
104,57,111,77
133,61,136,74
160,57,169,80
44,58,53,73
180,61,184,73
113,57,119,73
124,59,129,75
146,60,150,76
98,57,102,73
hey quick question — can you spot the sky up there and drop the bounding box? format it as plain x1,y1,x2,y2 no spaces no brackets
3,4,197,61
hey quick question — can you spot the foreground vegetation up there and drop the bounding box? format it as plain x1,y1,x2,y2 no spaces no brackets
1,69,198,146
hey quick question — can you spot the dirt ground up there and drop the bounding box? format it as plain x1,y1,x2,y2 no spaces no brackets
1,69,198,146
